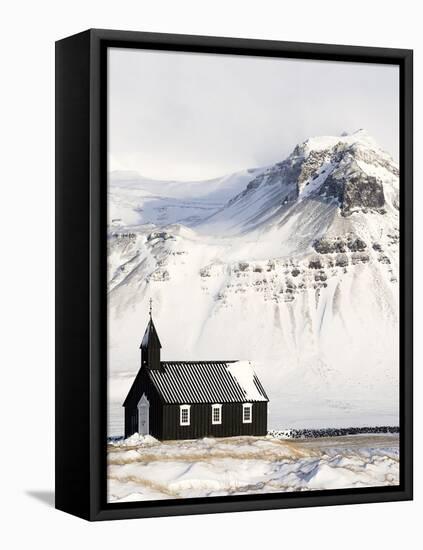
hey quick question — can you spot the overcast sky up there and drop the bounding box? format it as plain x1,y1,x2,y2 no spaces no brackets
108,48,399,181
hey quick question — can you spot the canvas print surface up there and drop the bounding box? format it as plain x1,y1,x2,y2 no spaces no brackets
107,48,399,503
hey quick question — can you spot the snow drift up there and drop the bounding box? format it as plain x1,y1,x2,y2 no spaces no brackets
108,434,399,502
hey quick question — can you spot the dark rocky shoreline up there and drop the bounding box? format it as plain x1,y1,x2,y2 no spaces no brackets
268,426,399,439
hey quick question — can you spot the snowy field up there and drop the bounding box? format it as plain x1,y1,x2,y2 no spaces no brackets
107,434,399,502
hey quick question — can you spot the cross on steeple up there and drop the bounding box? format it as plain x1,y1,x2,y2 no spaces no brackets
149,298,153,317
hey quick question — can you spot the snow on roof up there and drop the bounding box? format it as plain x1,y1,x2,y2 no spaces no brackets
226,361,268,402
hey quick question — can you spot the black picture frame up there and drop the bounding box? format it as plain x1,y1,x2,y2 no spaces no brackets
55,28,413,521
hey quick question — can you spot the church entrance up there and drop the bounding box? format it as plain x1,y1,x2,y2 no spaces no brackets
137,394,150,435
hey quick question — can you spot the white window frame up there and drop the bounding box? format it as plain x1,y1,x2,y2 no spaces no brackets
211,404,222,425
179,404,191,426
242,403,252,424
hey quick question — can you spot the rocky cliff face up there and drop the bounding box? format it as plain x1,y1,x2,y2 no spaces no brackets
196,129,398,236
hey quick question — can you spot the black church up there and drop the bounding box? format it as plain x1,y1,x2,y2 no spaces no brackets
123,306,269,440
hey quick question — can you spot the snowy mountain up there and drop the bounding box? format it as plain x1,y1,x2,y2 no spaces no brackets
108,167,265,227
107,130,399,436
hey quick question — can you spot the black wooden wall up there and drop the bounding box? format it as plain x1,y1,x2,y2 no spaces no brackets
162,402,267,440
125,396,267,440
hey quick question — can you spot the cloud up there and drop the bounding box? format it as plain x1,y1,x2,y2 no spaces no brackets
108,48,399,181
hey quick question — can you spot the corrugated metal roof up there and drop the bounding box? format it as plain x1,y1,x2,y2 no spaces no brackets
147,361,268,404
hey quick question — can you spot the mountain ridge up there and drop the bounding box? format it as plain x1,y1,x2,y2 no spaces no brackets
195,129,398,236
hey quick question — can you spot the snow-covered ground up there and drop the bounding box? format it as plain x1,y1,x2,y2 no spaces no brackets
107,434,399,502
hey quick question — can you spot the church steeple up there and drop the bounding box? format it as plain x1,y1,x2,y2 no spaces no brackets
140,299,162,370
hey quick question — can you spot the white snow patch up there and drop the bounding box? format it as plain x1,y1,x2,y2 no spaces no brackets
301,129,387,159
114,433,159,447
226,361,267,402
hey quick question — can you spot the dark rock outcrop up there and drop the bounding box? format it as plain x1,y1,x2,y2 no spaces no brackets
298,149,330,187
313,237,347,254
320,159,385,215
313,235,367,254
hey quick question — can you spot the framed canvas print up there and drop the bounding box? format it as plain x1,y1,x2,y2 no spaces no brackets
55,29,413,521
